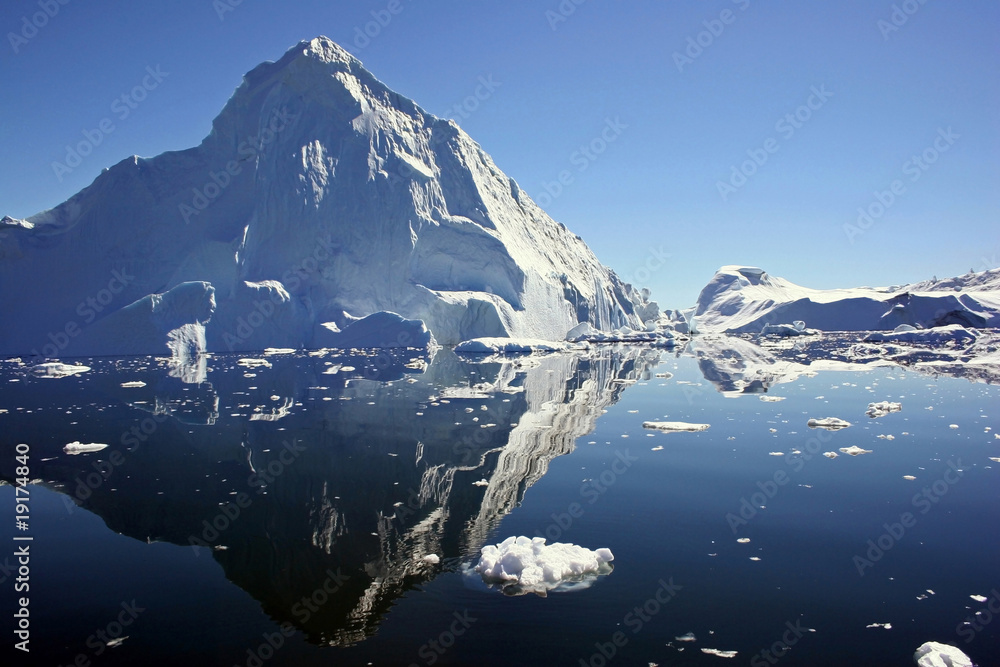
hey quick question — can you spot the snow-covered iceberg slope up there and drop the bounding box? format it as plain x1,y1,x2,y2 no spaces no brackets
691,265,1000,334
0,37,650,357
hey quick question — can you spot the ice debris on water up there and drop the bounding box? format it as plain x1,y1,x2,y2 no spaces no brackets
473,536,613,596
642,421,710,432
866,401,902,418
839,446,873,456
913,641,973,667
807,417,852,430
63,442,109,455
700,648,737,658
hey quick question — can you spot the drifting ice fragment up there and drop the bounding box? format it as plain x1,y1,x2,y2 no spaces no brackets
701,648,737,658
866,622,892,629
642,421,710,432
866,401,902,418
473,536,613,595
30,362,90,378
421,554,440,564
807,417,852,430
675,633,696,642
839,446,873,456
913,641,973,667
120,381,146,388
970,594,988,602
63,442,109,455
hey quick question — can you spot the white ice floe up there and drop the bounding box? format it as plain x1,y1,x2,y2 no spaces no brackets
63,442,109,455
867,622,891,629
642,421,710,432
761,321,810,336
807,417,852,430
455,338,572,354
421,554,440,564
700,648,738,658
970,594,988,602
866,401,902,418
120,381,146,388
823,452,839,459
675,632,697,642
759,395,785,402
913,641,973,667
840,446,873,456
30,362,90,378
473,536,613,595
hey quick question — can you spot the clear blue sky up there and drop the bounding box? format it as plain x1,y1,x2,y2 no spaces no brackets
2,0,997,308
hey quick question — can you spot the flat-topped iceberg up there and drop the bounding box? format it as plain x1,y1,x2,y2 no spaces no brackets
473,536,613,596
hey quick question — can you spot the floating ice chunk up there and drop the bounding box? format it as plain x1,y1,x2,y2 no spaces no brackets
675,632,696,642
655,372,674,379
421,554,440,564
867,622,891,629
913,641,973,667
867,401,902,418
807,417,852,430
760,395,785,402
63,442,109,455
769,452,784,456
737,538,750,544
840,446,873,456
473,536,614,595
970,594,988,602
989,457,1000,463
456,337,570,354
903,475,916,480
120,381,146,388
701,648,738,658
949,424,959,429
30,362,90,378
642,421,710,432
823,452,839,459
472,479,489,487
761,321,808,336
238,358,271,369
263,347,296,355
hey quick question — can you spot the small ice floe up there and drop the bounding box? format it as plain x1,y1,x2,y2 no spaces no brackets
105,636,128,649
238,358,271,369
642,421,710,432
120,381,146,388
768,451,784,456
970,594,988,602
655,372,673,379
30,362,90,378
263,347,296,355
675,632,697,642
839,446,873,456
700,648,737,658
866,622,891,629
769,428,778,433
903,475,917,480
989,457,1000,463
759,396,785,402
823,452,839,459
913,641,973,667
876,434,895,440
807,417,852,430
421,554,441,564
749,556,761,561
737,538,750,544
472,479,489,487
651,446,664,451
866,401,902,418
473,536,613,596
949,424,959,429
63,442,109,455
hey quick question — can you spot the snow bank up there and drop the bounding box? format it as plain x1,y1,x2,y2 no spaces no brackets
913,641,973,667
866,401,902,418
474,536,613,595
692,265,1000,334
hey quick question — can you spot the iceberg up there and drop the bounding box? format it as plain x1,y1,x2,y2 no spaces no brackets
473,536,614,595
913,641,973,667
866,401,902,418
691,265,1000,334
0,37,651,357
807,417,852,430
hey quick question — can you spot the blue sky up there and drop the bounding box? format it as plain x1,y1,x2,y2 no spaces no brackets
1,0,997,308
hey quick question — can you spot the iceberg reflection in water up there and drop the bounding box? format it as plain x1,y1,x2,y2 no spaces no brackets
1,335,998,665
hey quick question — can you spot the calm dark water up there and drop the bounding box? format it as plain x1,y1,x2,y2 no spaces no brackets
1,340,998,666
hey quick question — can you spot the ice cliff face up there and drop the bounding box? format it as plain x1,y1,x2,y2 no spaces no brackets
691,265,1000,333
0,37,648,357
